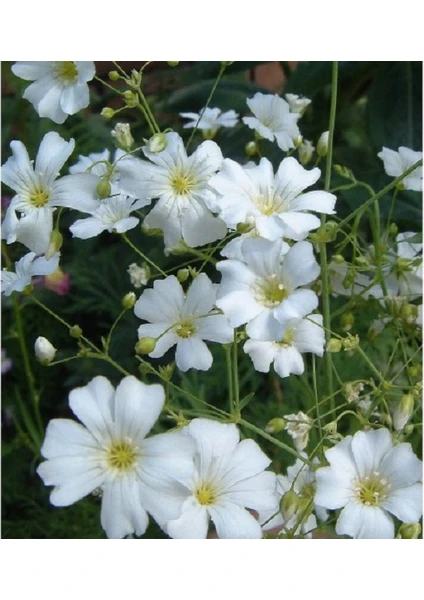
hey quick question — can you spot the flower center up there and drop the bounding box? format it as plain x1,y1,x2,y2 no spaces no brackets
256,193,288,216
195,483,217,506
29,188,50,207
55,61,78,83
256,274,289,307
107,439,138,471
354,471,390,506
176,320,196,338
277,328,294,347
171,170,196,196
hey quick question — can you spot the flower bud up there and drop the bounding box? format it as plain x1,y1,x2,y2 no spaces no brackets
45,229,63,260
245,141,258,157
147,132,167,153
400,303,418,321
34,337,56,365
122,292,136,310
167,61,179,67
298,139,315,166
177,268,190,283
69,325,83,338
159,363,175,381
123,90,138,107
397,523,421,539
332,254,345,264
135,337,156,355
96,179,112,199
388,223,398,238
340,312,355,332
280,490,300,522
333,164,354,180
354,255,369,268
108,71,120,81
265,417,286,434
317,131,329,157
294,135,303,149
393,394,414,431
101,107,116,119
326,338,342,353
111,123,134,152
407,364,421,379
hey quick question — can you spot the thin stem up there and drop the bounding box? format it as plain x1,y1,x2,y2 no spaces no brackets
105,308,127,354
312,355,323,442
122,233,167,277
225,345,234,414
232,330,240,418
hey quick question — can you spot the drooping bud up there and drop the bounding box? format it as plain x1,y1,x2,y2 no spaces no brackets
108,71,120,81
34,337,57,365
393,394,414,431
135,337,156,355
177,268,190,283
96,179,112,199
245,141,258,157
340,312,355,332
326,338,342,353
101,107,116,119
388,223,399,238
317,131,329,157
280,489,300,522
265,417,287,434
122,90,138,107
69,325,83,339
298,139,315,165
397,523,421,539
146,132,167,153
45,229,63,260
111,123,134,152
122,292,136,310
332,254,345,264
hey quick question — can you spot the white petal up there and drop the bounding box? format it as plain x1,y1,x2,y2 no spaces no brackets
70,216,106,239
188,419,239,479
68,376,115,445
379,442,423,489
336,501,394,539
181,201,227,248
53,173,100,212
380,483,423,523
15,208,54,255
273,289,319,327
113,377,165,442
290,190,337,214
101,477,149,539
273,346,305,378
216,290,263,327
175,338,213,371
275,157,320,203
35,132,75,184
134,275,185,323
188,139,223,180
243,340,276,372
60,83,89,115
74,61,96,83
209,502,263,538
281,241,320,288
351,429,393,479
37,82,68,123
377,147,403,177
246,310,285,341
224,471,278,512
166,497,209,539
220,438,272,489
195,315,234,344
12,61,52,80
183,273,216,317
40,418,100,459
294,314,325,355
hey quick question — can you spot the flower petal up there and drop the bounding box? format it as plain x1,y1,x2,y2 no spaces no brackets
101,477,149,539
68,376,115,445
336,501,394,539
209,502,263,538
175,338,213,371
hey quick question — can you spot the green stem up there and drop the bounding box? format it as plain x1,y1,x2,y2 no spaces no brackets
232,330,240,419
122,233,167,277
320,60,338,412
105,308,126,354
312,355,323,442
225,345,234,414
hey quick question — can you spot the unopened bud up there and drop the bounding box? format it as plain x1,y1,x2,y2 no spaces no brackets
167,61,179,67
393,394,414,432
333,164,354,180
45,229,63,260
388,223,399,238
108,71,120,81
265,417,286,434
135,337,156,355
298,139,315,165
280,490,300,522
122,292,136,310
332,254,345,264
34,336,56,365
317,131,329,157
407,364,421,379
245,141,258,157
159,363,175,381
101,107,116,119
177,268,190,283
123,90,138,107
147,132,167,153
326,338,342,353
340,312,355,332
400,303,418,321
96,179,112,199
397,523,421,539
354,256,369,268
69,325,83,338
111,123,134,152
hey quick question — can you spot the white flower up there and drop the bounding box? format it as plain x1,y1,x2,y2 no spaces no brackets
378,146,422,191
12,61,95,124
166,418,278,539
243,93,301,152
315,428,423,539
207,156,336,241
117,132,227,248
37,375,195,539
1,132,99,254
180,107,239,134
127,263,149,288
1,251,60,296
216,237,320,340
285,93,311,116
283,411,313,452
135,274,233,372
69,195,147,239
260,457,327,537
34,336,57,365
244,314,324,378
